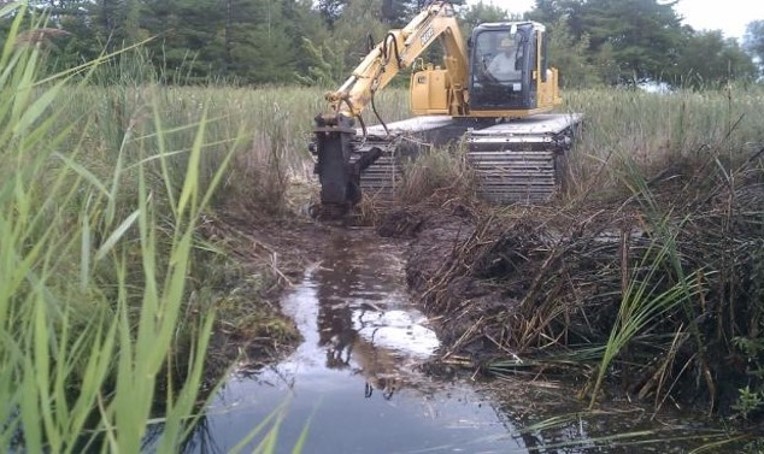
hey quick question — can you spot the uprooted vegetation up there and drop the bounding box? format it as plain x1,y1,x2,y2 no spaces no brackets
375,87,764,422
403,172,762,410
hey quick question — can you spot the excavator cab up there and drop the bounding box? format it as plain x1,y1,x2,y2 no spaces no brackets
468,22,558,115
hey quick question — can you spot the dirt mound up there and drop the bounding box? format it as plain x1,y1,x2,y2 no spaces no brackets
376,208,426,238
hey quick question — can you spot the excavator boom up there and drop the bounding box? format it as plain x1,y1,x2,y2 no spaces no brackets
326,2,467,118
312,2,467,217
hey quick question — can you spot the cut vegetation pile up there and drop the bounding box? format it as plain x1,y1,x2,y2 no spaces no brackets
393,154,763,417
378,87,764,420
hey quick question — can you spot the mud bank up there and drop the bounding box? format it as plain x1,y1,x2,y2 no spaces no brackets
384,201,645,361
200,213,334,377
378,186,764,422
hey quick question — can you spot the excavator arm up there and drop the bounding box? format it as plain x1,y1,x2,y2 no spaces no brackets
312,1,468,217
326,1,467,117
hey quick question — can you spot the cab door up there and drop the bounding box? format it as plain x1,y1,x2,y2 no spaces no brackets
468,23,536,112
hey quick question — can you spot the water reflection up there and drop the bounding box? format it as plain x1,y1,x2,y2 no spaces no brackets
187,229,520,453
180,228,723,453
305,230,438,399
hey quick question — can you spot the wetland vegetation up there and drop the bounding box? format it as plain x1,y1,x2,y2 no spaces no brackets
2,0,764,450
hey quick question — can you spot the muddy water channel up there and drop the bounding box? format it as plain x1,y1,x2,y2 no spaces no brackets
190,229,725,453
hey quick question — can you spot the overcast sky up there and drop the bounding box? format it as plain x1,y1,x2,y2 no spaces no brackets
481,0,764,41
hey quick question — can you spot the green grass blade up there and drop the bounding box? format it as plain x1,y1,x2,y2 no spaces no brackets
94,209,140,262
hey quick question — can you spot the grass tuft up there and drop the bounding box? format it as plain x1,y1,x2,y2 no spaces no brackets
396,142,477,205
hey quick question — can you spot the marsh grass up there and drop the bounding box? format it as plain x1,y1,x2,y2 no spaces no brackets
61,85,321,216
563,85,764,198
396,141,477,205
0,5,307,450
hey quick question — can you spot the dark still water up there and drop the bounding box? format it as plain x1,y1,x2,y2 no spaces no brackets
183,229,728,453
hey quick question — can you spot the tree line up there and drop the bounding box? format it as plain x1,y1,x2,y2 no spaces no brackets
2,0,763,88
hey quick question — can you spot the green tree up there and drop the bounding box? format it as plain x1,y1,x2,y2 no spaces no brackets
528,0,685,85
673,30,758,88
332,0,388,72
744,20,764,76
546,16,598,88
139,0,225,83
295,36,348,85
281,0,332,78
10,0,139,71
318,0,347,27
53,5,103,65
527,0,585,39
138,0,322,84
458,0,511,35
87,0,142,50
380,0,420,26
580,0,683,84
228,0,297,83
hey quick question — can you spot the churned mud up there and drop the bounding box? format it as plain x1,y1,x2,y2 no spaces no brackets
199,212,334,376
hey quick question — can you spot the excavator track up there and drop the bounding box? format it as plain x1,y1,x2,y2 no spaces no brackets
349,137,418,199
467,150,557,202
350,113,582,203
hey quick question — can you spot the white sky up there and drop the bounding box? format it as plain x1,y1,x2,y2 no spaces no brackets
480,0,764,41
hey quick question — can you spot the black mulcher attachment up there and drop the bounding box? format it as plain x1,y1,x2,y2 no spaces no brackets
310,113,382,220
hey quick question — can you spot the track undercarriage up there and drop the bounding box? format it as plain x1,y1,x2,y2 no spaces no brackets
311,113,582,218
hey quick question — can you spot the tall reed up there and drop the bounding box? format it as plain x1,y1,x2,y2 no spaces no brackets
563,85,764,196
0,4,254,450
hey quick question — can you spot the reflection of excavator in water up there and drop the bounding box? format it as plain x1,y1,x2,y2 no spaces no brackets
310,0,582,218
314,233,437,400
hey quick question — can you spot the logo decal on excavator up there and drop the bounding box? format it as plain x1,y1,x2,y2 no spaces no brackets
420,26,434,46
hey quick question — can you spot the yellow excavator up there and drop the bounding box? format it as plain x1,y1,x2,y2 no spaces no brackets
311,0,582,217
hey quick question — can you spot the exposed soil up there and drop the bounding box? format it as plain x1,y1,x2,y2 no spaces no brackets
198,209,333,378
378,202,486,352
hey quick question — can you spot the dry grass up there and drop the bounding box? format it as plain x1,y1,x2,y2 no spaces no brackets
396,142,478,204
406,143,764,414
